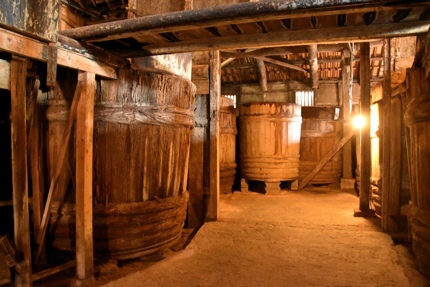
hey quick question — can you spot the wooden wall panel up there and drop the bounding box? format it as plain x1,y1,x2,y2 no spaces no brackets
0,0,59,42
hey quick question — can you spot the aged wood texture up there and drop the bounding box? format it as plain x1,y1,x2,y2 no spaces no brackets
113,21,430,57
239,103,301,193
299,107,342,185
341,49,353,179
219,97,237,194
0,27,117,79
37,72,80,260
381,38,396,231
359,42,371,212
59,1,430,42
0,59,10,90
0,0,59,42
49,70,195,260
75,72,95,280
299,129,354,190
28,79,45,261
404,67,430,277
256,59,268,93
32,260,75,282
10,56,32,286
188,127,204,228
207,50,220,220
308,44,319,89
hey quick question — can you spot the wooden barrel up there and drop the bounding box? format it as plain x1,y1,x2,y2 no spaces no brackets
47,69,195,260
239,103,301,185
220,97,237,194
404,67,430,276
299,107,342,184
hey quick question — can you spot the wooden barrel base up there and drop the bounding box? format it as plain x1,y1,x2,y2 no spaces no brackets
220,163,237,194
49,192,188,261
265,182,281,195
409,204,430,277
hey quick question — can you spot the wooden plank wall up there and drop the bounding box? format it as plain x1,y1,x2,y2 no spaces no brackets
0,0,59,42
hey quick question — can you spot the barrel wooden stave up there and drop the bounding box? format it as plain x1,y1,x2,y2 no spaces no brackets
299,109,342,184
239,103,301,183
48,69,195,260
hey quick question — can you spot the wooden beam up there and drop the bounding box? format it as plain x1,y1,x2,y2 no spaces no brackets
359,42,371,212
75,71,95,282
0,59,10,90
299,129,355,190
116,21,430,57
308,44,319,89
256,59,268,93
341,49,353,179
59,0,430,42
0,27,117,79
207,50,220,221
10,55,32,286
254,56,308,73
381,38,395,231
32,261,76,282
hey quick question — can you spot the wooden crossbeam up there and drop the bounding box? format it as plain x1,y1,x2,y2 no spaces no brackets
299,129,355,190
254,56,308,73
0,27,117,79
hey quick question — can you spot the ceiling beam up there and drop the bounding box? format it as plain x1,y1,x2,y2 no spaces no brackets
59,0,430,42
115,21,430,57
254,56,308,73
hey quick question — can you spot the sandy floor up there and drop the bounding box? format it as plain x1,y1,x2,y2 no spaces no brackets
99,188,429,287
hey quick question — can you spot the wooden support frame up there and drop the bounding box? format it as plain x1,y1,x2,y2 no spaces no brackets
10,55,32,286
75,71,95,282
207,50,220,221
0,59,10,90
341,49,353,180
308,44,319,89
381,38,397,232
359,42,371,212
0,27,117,79
256,59,268,93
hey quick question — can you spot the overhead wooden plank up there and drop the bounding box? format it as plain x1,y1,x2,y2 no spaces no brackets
10,55,32,286
119,21,430,57
299,129,354,190
75,71,95,282
254,56,308,73
0,59,10,90
59,0,430,42
359,42,371,212
207,50,220,221
0,27,117,79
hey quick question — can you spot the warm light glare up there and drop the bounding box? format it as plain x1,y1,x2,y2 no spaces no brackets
352,115,365,129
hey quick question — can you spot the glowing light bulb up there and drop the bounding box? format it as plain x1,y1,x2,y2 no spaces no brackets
352,115,365,129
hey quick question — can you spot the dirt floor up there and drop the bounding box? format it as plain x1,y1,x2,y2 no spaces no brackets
91,187,429,287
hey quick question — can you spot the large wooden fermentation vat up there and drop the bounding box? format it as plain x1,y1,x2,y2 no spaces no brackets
404,67,430,277
220,97,237,194
47,69,195,260
239,102,301,194
299,107,342,185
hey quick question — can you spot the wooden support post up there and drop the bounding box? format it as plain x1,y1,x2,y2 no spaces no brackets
74,71,95,283
308,44,319,89
341,49,353,180
207,50,220,221
10,55,32,286
359,42,371,212
188,127,204,227
46,43,57,87
256,59,268,93
381,38,396,232
0,59,10,90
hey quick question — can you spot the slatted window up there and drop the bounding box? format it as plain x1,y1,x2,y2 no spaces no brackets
295,91,314,106
223,95,237,108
